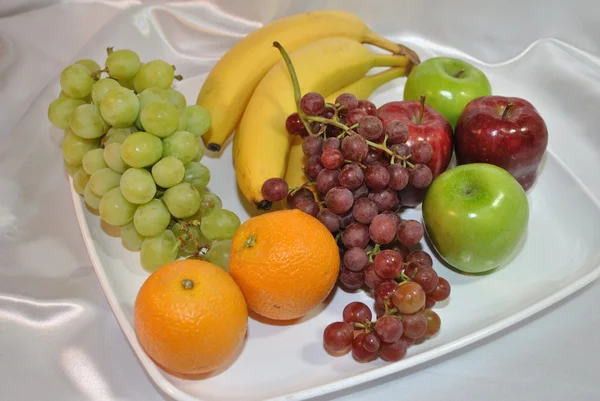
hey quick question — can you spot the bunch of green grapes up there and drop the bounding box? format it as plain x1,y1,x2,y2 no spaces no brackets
47,48,238,273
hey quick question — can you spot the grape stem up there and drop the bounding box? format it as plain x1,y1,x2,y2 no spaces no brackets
273,41,313,135
367,243,381,262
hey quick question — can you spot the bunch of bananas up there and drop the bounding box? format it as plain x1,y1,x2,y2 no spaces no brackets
195,10,419,210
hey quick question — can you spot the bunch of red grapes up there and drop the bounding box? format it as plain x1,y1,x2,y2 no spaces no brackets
261,90,451,363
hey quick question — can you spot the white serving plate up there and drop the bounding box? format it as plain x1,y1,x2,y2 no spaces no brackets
66,15,600,401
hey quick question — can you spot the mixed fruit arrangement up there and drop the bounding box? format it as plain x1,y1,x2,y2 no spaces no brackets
46,10,548,379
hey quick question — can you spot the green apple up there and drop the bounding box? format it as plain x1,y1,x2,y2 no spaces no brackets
404,57,492,128
422,163,529,274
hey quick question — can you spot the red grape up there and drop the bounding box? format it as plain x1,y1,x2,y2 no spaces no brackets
413,267,439,294
425,296,436,309
375,315,403,343
384,120,409,144
335,93,358,112
352,183,369,200
357,99,377,116
404,260,429,279
341,135,369,162
338,163,364,190
396,219,424,246
261,178,288,202
381,211,401,229
352,332,378,362
428,277,451,302
385,242,410,260
362,332,381,353
346,109,367,126
320,148,344,169
387,164,410,191
392,282,426,314
409,164,433,189
286,187,314,209
401,313,427,339
323,321,353,353
316,168,339,195
363,147,384,166
406,250,433,268
364,263,384,290
421,309,441,338
323,136,340,150
339,211,356,229
325,186,354,215
410,141,433,164
390,143,410,158
305,155,324,180
369,213,398,245
322,107,335,119
373,249,404,279
364,164,390,190
357,116,384,140
341,222,370,248
317,209,341,232
302,135,323,156
339,269,365,291
368,188,399,212
295,198,320,217
343,301,372,324
374,279,397,308
343,247,369,272
379,338,408,362
286,113,306,135
352,197,378,224
301,92,325,116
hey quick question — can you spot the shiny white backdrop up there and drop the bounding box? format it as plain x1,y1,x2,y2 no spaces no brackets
1,1,599,400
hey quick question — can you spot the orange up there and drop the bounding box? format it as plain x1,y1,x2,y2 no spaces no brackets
134,259,248,377
229,209,340,320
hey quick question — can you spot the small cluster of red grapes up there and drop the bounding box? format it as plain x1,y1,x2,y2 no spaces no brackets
324,248,450,362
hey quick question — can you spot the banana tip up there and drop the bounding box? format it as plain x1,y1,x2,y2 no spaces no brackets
207,143,221,152
256,200,272,210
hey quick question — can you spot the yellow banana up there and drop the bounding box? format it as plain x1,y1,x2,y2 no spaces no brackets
233,37,412,210
284,66,410,203
197,9,419,152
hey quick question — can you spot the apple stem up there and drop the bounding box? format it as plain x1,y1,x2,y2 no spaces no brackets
502,103,515,118
418,95,426,123
453,69,465,78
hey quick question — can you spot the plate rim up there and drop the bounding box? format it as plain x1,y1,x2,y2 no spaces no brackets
69,146,600,401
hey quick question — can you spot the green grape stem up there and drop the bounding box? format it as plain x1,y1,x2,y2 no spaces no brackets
106,47,114,55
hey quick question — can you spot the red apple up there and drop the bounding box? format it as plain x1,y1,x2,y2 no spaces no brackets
377,97,453,207
455,96,548,191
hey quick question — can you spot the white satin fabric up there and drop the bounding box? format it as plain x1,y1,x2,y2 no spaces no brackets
1,1,599,400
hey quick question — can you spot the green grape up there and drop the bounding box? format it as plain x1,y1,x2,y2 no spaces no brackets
164,88,186,109
133,199,171,237
163,182,201,218
69,104,109,139
60,64,94,99
162,131,199,163
151,156,184,188
121,221,145,251
89,168,122,197
82,148,108,174
64,161,81,177
206,239,232,271
120,132,163,168
182,162,210,192
84,182,102,210
73,167,91,196
75,59,101,73
192,146,204,162
120,168,156,204
103,126,134,144
99,86,139,128
99,187,137,226
183,105,211,137
48,97,87,129
62,129,101,166
171,223,210,256
177,112,187,131
133,60,175,93
140,229,179,272
118,77,135,90
198,191,222,216
91,78,120,105
105,49,141,80
135,88,165,129
140,101,179,138
200,209,241,241
103,142,129,173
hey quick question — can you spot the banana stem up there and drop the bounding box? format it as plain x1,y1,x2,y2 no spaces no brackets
273,41,313,134
363,32,421,65
372,53,410,68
